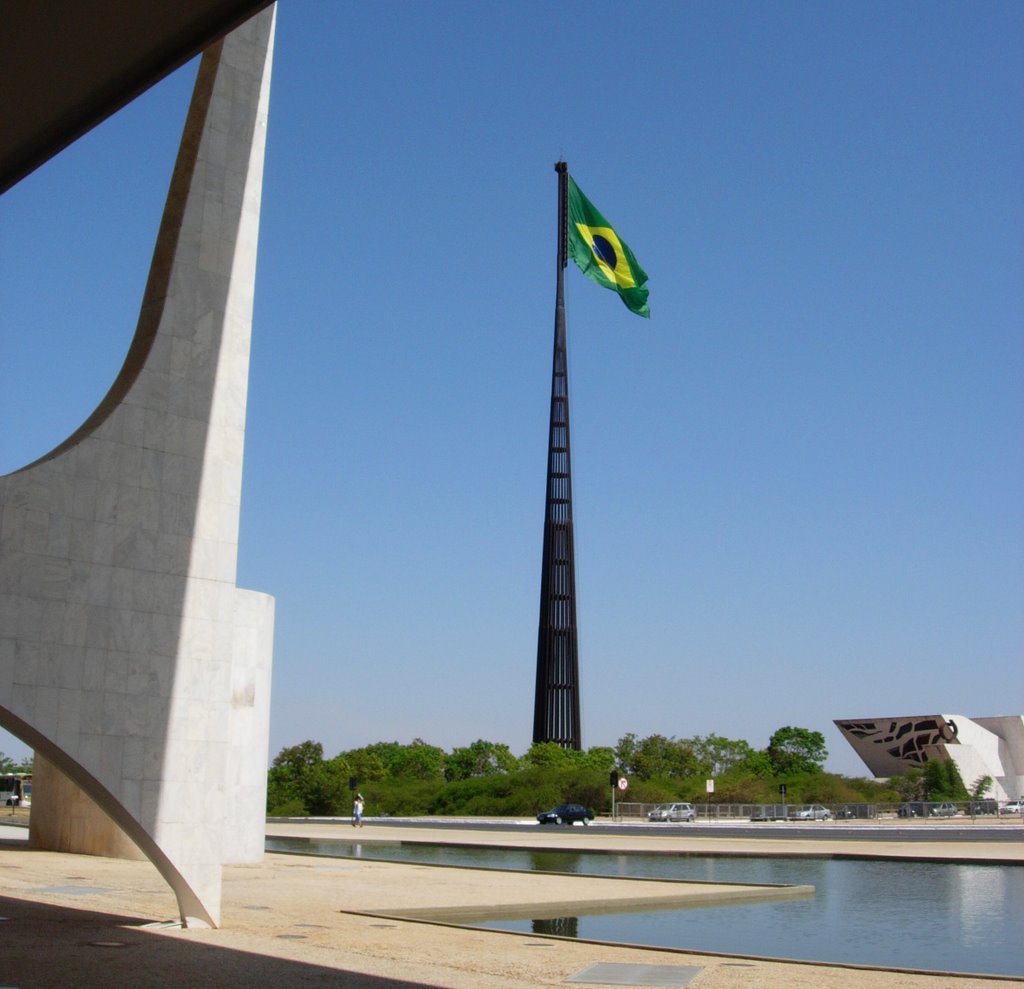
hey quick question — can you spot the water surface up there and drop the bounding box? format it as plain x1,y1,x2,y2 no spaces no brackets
267,836,1024,977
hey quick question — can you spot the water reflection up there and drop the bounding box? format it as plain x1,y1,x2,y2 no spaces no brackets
528,850,579,873
957,864,1006,949
266,837,1024,977
532,916,578,938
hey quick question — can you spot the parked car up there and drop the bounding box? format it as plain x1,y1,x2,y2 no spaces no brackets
792,804,831,820
967,799,998,815
537,803,594,825
898,801,957,818
1000,800,1023,815
836,803,876,820
647,802,696,822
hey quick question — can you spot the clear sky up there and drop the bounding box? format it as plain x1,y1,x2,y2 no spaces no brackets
1,2,1022,777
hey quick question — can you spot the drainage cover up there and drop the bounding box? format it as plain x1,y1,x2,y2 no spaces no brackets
566,963,703,987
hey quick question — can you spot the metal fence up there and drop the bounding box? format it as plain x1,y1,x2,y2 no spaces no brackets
610,800,1023,822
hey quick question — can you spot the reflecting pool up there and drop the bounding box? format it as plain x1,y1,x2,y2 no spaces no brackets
266,837,1024,977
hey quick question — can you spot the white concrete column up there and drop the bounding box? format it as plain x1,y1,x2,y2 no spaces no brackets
0,5,277,928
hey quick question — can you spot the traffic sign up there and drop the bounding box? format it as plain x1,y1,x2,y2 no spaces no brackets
617,777,629,791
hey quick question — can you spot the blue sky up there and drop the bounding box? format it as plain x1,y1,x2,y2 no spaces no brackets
1,1,1022,777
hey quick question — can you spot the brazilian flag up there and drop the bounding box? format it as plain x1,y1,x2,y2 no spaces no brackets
567,176,650,318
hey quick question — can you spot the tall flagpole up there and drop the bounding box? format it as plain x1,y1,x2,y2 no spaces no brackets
533,161,582,749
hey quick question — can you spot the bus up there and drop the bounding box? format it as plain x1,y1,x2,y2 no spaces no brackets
0,773,31,807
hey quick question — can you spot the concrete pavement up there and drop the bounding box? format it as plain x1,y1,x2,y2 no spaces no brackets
1,819,1022,988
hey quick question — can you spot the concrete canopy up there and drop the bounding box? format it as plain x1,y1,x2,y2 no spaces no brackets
0,0,272,195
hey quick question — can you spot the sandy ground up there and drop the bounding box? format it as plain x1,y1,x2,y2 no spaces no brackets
1,819,1021,988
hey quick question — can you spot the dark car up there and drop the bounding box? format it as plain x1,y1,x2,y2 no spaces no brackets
898,801,958,818
537,803,594,826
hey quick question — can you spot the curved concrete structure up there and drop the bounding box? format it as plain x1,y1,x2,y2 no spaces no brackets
836,714,1024,801
0,6,276,927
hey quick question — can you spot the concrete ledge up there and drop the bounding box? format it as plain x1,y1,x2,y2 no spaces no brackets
369,880,814,924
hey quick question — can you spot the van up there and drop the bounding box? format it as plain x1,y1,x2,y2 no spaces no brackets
0,774,31,807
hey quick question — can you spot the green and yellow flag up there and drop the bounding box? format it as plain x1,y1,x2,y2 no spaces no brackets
567,176,649,318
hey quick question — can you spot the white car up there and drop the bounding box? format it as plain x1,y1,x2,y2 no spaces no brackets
647,802,696,822
1000,800,1023,815
793,804,832,820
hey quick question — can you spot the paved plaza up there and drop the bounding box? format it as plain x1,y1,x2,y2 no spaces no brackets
1,819,1021,988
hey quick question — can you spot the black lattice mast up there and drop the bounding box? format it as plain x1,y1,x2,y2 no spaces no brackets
533,161,582,749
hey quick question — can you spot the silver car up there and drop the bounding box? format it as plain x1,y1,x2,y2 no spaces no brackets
647,802,696,822
793,804,832,820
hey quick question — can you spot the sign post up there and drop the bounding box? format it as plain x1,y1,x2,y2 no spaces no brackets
705,778,714,822
779,783,787,820
612,774,628,820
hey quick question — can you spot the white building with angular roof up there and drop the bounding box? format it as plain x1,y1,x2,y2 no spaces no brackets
835,714,1024,801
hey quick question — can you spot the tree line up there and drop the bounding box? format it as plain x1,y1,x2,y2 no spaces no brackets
0,752,32,774
267,726,907,818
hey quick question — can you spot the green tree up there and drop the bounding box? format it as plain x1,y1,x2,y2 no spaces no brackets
445,739,518,781
690,734,758,776
393,740,446,780
970,774,993,800
343,747,387,783
0,751,31,773
641,734,699,779
614,733,640,774
361,740,446,781
272,740,324,774
579,746,616,772
309,754,351,814
922,758,947,798
267,740,350,815
521,741,577,770
766,726,828,775
920,758,968,801
613,733,700,780
942,758,969,800
736,749,774,779
894,766,926,801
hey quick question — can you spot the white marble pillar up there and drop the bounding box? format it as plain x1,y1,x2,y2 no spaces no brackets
0,5,277,928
